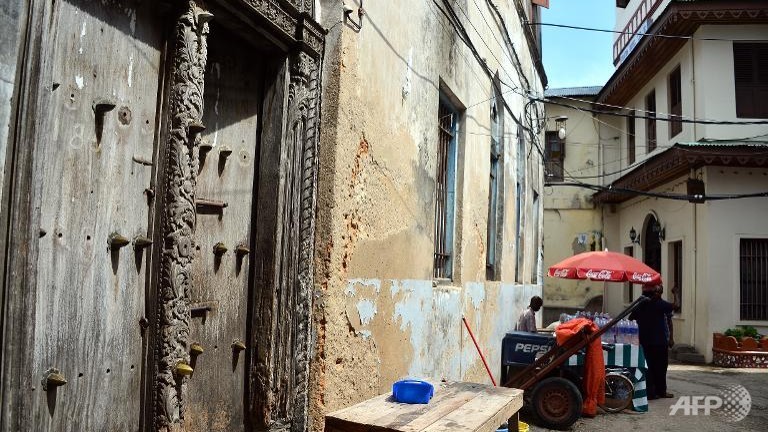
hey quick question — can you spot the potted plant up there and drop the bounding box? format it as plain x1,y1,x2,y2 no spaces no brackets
714,326,766,351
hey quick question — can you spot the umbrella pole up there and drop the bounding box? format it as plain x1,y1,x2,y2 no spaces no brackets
602,281,606,313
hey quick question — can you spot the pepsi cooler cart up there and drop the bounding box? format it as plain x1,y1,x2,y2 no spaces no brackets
501,296,649,430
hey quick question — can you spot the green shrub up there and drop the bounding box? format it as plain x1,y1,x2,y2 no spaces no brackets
724,326,761,339
741,326,760,339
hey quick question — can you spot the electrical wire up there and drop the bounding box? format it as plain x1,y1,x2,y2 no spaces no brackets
530,22,760,43
538,97,768,125
431,0,545,154
549,181,768,202
437,0,548,157
425,0,495,99
556,94,768,127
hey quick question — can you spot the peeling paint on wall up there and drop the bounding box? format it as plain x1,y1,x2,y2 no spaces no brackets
466,282,486,310
341,278,541,385
356,299,376,325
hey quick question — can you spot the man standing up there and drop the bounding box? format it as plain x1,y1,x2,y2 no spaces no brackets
629,284,674,400
516,296,543,333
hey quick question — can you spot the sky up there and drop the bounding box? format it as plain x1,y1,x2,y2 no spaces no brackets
542,0,617,90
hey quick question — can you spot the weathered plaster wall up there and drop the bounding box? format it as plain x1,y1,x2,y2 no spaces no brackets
605,23,768,187
700,167,768,362
542,99,603,316
694,24,768,140
601,168,768,362
602,179,696,347
311,0,545,430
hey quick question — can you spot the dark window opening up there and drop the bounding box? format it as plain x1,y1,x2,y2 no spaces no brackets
734,43,768,118
544,131,564,182
486,86,504,281
670,240,683,313
740,238,768,321
645,90,657,153
627,110,636,165
624,246,635,303
668,66,682,137
434,98,459,280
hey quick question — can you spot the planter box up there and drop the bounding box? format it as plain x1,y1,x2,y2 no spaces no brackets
712,333,768,368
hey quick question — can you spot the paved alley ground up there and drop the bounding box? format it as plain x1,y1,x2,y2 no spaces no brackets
526,364,768,432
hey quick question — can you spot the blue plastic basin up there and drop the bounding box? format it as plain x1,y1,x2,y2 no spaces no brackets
392,380,434,404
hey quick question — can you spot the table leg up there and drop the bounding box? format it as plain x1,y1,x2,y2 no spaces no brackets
508,411,519,432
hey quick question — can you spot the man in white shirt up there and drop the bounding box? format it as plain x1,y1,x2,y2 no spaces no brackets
516,296,543,333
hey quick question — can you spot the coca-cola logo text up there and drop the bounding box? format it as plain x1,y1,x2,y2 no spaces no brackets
552,269,569,278
631,272,654,283
585,269,614,280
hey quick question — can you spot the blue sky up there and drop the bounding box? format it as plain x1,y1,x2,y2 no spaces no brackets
542,0,616,89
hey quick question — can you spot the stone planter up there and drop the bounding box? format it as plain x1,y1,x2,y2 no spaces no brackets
712,333,768,368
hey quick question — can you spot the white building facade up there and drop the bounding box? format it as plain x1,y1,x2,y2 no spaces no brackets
594,0,768,362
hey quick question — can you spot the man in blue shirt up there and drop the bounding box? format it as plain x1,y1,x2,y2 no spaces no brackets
629,284,674,400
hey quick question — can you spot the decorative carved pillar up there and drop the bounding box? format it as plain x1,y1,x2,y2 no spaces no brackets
249,49,320,432
154,2,210,431
289,50,320,432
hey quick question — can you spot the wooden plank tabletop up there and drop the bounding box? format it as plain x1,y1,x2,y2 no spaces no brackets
325,382,524,432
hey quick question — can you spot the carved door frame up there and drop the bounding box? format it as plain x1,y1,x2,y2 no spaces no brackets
0,0,324,431
148,1,324,431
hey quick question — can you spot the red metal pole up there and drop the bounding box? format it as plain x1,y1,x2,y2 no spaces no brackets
462,316,497,386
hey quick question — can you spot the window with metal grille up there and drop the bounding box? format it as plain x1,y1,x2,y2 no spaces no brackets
486,89,504,281
645,90,657,152
544,131,564,182
668,66,682,137
734,42,768,118
530,191,540,284
434,98,459,279
740,238,768,321
515,123,526,283
669,240,682,313
627,110,636,165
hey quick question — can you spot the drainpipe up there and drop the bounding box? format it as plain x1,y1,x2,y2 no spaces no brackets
692,192,697,348
690,41,697,348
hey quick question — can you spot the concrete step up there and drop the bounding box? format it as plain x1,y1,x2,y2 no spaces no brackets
677,352,706,364
671,344,697,355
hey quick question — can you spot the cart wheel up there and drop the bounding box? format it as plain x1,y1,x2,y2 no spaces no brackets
600,373,634,413
530,377,582,430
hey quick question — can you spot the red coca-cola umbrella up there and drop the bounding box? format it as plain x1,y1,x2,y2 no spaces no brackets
548,250,661,285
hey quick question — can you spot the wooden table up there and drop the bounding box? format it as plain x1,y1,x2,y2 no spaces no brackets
324,381,524,432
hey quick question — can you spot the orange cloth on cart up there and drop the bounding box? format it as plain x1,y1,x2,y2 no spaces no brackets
555,318,605,417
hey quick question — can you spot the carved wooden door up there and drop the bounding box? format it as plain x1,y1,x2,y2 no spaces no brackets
182,24,263,431
28,0,164,429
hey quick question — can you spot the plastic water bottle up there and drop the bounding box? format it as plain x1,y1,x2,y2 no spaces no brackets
630,320,640,345
617,319,627,344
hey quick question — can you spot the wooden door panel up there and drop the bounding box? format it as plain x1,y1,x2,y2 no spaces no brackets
30,1,163,429
185,25,262,432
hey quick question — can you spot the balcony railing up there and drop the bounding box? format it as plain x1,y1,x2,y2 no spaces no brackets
613,0,664,65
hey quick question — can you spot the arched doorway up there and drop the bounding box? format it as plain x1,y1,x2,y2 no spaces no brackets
643,214,662,273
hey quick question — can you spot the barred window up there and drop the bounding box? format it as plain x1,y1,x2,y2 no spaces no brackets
434,98,459,279
734,43,768,119
486,83,504,281
669,240,682,313
668,66,682,137
645,90,657,153
627,110,636,165
544,131,564,182
740,239,768,321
